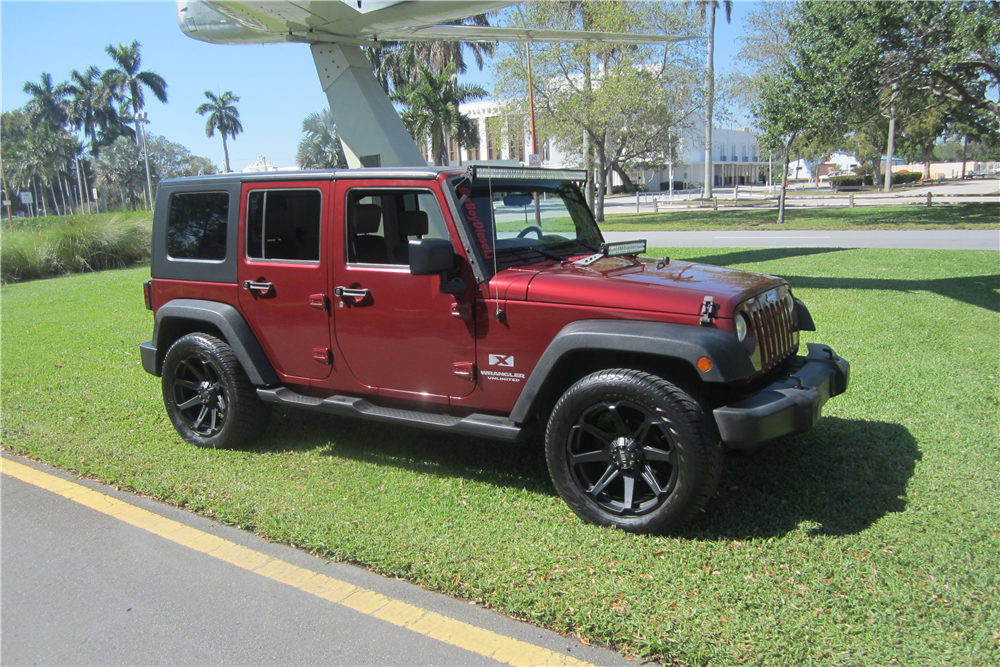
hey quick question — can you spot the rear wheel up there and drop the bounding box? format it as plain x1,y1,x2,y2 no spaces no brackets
545,369,723,534
161,334,270,449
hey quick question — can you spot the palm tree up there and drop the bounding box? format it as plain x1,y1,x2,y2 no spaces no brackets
22,72,70,133
102,41,168,141
697,0,732,199
296,109,347,169
196,91,243,172
367,13,496,94
393,64,486,166
67,66,124,156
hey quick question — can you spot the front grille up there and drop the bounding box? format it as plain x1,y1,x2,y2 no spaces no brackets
743,292,798,373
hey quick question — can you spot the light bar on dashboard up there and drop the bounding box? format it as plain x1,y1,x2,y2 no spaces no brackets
604,240,647,257
472,166,589,182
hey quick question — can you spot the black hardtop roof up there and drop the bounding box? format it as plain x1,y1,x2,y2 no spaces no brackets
159,166,461,187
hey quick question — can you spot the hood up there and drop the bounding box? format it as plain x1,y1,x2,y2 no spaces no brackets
504,257,786,318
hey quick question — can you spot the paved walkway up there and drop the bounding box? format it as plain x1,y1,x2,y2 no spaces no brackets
2,454,628,667
603,230,1000,250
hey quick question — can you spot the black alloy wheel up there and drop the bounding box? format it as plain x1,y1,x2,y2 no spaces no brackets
161,334,270,449
568,398,680,516
545,369,723,534
171,351,229,438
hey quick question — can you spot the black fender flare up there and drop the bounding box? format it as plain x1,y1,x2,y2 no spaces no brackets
509,319,754,424
148,299,278,385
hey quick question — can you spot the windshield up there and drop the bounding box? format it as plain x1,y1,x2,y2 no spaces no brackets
450,179,603,271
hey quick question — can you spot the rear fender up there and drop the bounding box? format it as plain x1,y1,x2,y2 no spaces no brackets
147,299,278,385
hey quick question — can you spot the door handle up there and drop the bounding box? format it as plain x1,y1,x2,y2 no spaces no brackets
334,286,371,304
242,280,274,294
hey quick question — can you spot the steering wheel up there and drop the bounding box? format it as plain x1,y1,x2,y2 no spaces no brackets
517,226,543,239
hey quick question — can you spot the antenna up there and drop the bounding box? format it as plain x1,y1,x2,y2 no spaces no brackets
488,176,505,323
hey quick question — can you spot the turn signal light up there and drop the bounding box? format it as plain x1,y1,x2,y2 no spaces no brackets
697,356,713,372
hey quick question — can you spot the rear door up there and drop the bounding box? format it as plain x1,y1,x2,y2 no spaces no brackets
237,181,334,381
331,180,477,400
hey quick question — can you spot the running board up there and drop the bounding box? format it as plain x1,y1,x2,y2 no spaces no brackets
257,387,524,442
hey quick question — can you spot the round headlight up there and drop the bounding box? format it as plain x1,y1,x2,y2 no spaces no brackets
785,294,795,314
735,312,748,342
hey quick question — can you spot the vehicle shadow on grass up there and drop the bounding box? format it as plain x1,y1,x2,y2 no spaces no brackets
252,411,919,539
250,408,554,495
673,248,999,313
677,247,848,267
686,416,920,539
782,274,1000,313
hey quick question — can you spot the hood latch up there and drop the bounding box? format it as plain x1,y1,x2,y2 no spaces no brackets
699,296,718,325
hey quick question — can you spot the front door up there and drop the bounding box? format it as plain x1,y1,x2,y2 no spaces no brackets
332,181,477,399
237,181,333,381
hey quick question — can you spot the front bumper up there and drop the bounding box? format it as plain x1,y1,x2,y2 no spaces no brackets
714,343,850,450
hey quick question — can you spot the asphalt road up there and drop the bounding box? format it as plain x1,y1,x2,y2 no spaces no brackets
1,454,631,667
603,229,1000,250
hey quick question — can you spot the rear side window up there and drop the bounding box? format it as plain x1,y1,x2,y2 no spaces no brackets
167,192,229,260
246,189,322,262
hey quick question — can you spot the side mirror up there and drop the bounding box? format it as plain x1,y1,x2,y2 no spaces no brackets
409,238,455,275
409,238,466,296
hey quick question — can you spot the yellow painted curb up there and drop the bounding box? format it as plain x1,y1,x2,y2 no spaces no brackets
1,458,598,667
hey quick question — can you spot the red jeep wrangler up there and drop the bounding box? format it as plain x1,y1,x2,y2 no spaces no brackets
140,166,849,533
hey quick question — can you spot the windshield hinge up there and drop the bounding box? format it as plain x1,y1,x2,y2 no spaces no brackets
699,296,718,325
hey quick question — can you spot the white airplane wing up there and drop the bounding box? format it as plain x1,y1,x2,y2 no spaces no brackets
397,25,698,44
179,1,696,45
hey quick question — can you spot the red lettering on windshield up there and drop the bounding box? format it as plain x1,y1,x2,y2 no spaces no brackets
458,186,493,259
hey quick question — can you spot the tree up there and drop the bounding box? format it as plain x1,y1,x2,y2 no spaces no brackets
196,90,243,173
789,1,1000,189
67,65,127,155
2,104,81,217
495,1,698,220
144,134,217,184
366,12,497,94
103,41,168,140
22,72,70,133
393,64,486,166
731,3,796,112
696,0,732,199
296,109,348,169
94,136,147,210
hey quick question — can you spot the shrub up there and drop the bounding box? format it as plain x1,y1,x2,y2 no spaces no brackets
892,171,923,184
830,175,870,188
1,213,151,284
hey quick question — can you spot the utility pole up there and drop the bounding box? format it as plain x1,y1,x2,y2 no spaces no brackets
526,42,542,226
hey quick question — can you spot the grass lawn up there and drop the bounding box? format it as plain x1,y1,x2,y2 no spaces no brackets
599,202,999,231
2,249,998,666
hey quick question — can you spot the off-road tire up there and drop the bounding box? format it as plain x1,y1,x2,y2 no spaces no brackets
161,333,271,449
545,369,724,534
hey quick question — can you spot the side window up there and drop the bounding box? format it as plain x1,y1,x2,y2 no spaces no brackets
167,192,228,260
346,189,450,265
246,189,321,262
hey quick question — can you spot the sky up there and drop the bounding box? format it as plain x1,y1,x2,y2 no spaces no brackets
1,1,753,171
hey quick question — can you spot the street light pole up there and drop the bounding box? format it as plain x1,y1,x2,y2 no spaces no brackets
135,111,153,210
